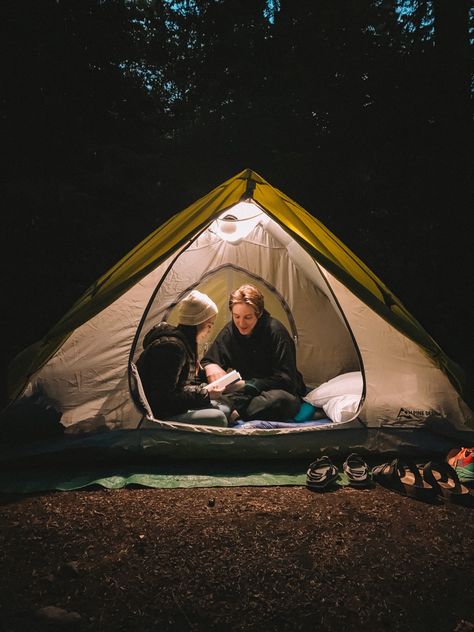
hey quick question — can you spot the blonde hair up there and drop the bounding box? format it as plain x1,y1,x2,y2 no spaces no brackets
229,284,264,317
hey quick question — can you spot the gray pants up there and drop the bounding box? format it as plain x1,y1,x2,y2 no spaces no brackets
167,404,228,427
166,391,300,426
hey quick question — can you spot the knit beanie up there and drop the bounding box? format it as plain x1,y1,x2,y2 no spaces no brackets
178,290,218,326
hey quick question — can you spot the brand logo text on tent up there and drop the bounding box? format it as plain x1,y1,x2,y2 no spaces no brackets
396,407,433,421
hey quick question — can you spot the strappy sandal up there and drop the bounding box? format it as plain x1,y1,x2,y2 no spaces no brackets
306,456,339,491
372,458,436,502
422,461,472,506
343,453,371,487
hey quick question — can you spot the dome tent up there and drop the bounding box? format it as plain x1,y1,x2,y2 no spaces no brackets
3,169,473,463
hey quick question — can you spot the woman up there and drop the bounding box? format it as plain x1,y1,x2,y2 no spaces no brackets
202,284,306,423
136,290,227,426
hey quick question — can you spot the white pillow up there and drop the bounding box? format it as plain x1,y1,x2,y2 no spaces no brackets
304,371,363,423
322,393,361,423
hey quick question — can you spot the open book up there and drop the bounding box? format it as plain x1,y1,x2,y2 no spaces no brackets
204,369,242,391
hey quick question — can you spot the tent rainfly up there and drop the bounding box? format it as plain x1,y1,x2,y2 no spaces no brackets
3,169,473,462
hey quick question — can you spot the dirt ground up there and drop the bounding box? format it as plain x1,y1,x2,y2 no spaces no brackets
0,484,473,632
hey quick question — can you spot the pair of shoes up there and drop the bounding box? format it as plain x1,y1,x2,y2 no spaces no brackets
372,458,472,505
422,461,472,505
372,458,437,503
306,454,371,490
306,456,339,491
343,453,371,487
447,447,474,484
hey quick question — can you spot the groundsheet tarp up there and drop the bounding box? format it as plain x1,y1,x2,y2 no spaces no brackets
0,464,352,493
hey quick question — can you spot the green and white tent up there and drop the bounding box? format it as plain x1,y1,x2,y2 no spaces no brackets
4,169,473,462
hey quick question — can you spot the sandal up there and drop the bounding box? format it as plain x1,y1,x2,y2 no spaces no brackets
372,458,436,502
343,453,371,487
306,456,339,491
422,461,472,505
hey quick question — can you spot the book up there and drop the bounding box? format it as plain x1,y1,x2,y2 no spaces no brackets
204,369,242,391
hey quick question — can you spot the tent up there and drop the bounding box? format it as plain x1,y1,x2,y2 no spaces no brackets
2,169,473,464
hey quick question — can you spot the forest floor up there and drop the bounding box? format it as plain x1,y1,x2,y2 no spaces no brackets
0,484,474,632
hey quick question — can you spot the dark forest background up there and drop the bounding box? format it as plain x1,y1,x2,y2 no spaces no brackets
1,0,472,405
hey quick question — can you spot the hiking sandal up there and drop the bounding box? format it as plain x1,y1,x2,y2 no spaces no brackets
343,453,371,487
422,461,472,505
372,458,436,502
306,456,339,491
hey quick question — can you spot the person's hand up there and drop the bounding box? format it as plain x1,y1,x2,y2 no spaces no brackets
229,410,241,425
205,363,227,384
206,385,225,401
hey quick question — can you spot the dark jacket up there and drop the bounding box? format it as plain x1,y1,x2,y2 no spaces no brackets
136,322,211,418
202,310,306,396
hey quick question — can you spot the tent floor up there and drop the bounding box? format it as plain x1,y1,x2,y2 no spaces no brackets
0,424,472,466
